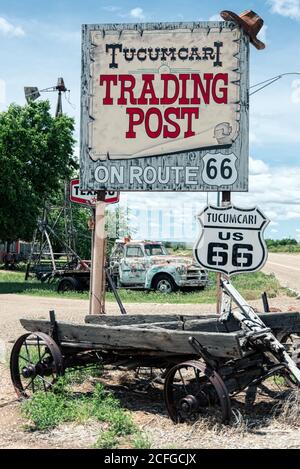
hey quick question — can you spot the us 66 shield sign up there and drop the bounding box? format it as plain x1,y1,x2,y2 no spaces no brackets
193,205,270,276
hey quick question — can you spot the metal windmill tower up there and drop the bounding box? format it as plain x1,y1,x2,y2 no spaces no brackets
24,78,79,280
24,77,68,117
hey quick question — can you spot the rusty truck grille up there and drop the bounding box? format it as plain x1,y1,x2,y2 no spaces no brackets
186,268,203,280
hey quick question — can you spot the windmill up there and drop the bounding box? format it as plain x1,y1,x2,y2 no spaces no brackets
24,77,69,117
24,78,80,281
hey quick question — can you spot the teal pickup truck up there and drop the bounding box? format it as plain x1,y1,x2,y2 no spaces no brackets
109,240,209,293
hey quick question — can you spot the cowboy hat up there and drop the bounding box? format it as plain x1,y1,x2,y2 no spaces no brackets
220,10,265,50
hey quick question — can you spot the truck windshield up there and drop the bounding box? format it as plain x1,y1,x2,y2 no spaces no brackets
144,244,168,256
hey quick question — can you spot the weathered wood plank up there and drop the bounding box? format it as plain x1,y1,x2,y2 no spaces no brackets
84,314,218,326
85,312,300,333
20,319,243,358
259,312,300,330
184,312,300,334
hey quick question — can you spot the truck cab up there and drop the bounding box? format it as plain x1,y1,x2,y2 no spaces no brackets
109,240,208,293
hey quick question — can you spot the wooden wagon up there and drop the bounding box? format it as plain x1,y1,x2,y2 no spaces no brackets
10,301,300,424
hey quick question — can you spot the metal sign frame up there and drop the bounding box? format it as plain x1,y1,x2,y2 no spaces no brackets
80,21,249,192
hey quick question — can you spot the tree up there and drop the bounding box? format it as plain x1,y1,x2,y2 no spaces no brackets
0,101,77,245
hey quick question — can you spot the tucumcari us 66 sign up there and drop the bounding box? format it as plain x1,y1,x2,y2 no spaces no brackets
80,22,249,191
193,205,270,276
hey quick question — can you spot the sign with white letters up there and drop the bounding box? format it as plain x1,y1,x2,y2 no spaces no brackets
193,205,269,276
69,179,119,206
80,22,249,191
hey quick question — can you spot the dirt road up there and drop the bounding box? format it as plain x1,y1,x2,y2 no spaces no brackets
263,253,300,294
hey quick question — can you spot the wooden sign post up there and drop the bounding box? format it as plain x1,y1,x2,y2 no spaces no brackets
216,191,231,314
90,190,106,315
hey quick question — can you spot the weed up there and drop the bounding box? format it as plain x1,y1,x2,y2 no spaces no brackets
22,391,71,430
132,432,152,449
21,378,145,449
109,409,137,436
94,430,118,449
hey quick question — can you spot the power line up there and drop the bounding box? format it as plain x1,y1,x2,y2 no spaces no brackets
250,72,300,96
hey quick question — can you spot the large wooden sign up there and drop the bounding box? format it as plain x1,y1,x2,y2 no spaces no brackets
80,22,249,191
193,205,269,276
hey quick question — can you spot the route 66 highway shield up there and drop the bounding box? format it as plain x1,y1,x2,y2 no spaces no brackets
193,205,270,276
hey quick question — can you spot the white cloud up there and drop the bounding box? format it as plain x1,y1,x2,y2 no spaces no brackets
235,163,300,221
102,5,121,12
291,79,300,103
208,14,222,21
116,158,300,241
0,17,25,37
0,79,6,110
268,0,300,20
257,24,268,44
249,157,269,175
130,8,145,20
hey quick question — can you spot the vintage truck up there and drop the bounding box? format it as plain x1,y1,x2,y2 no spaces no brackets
108,240,209,293
53,240,208,293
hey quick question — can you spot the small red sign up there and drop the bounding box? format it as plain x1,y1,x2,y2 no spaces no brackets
70,179,119,206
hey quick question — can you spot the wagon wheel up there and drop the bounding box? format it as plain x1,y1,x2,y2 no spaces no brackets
278,332,300,388
164,360,231,424
10,332,64,398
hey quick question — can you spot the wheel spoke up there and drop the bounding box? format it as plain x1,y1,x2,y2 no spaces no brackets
24,340,31,362
23,378,34,392
37,374,53,390
178,369,188,395
18,354,32,364
37,337,42,362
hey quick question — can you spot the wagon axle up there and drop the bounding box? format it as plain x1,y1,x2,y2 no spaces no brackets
21,356,54,379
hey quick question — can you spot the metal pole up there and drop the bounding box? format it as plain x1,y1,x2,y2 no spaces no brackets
90,191,106,315
55,90,62,117
88,207,95,313
216,191,231,314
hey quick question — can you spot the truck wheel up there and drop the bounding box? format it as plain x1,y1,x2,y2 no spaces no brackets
57,277,80,293
153,274,177,294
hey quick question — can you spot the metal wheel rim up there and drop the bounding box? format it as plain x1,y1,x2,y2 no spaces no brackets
164,360,231,424
10,332,64,398
60,280,74,292
157,279,172,293
279,332,300,388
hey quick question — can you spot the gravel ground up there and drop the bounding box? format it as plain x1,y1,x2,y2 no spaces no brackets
1,293,300,449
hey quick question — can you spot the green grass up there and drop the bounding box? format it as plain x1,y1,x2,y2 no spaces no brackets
22,377,149,448
268,246,300,253
0,269,290,303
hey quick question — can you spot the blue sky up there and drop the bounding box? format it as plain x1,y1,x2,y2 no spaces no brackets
0,0,300,242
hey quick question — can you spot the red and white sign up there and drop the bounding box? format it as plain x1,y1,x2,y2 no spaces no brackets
70,179,119,205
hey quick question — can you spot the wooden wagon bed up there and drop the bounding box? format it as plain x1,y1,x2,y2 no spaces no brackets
20,311,300,360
